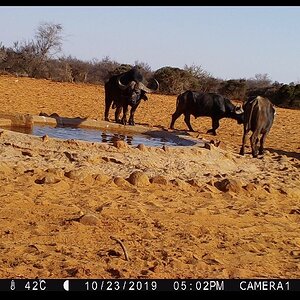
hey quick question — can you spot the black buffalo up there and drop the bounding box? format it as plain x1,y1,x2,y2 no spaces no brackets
104,66,159,125
170,91,244,135
239,95,275,158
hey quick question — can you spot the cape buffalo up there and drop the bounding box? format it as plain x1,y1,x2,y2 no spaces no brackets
239,95,275,158
170,91,244,135
104,66,159,125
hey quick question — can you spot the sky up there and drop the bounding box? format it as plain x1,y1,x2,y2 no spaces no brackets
0,6,300,84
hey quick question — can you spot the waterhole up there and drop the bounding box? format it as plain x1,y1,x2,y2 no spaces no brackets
7,125,181,147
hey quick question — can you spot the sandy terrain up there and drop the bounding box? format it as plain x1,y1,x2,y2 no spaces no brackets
0,74,299,279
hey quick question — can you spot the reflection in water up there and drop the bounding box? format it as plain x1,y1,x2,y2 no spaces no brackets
10,126,33,134
101,132,134,145
4,125,178,147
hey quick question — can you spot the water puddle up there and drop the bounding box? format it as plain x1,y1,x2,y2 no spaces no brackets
6,125,180,147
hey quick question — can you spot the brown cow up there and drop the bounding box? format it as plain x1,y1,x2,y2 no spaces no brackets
239,96,276,158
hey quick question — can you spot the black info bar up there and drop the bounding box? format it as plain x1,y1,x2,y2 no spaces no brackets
0,279,298,292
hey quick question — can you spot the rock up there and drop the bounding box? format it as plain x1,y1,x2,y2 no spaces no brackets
114,176,132,188
150,175,168,185
35,174,61,184
214,178,243,193
41,135,49,142
204,142,213,150
201,183,219,193
243,183,257,192
216,141,227,150
170,178,190,190
79,214,100,226
86,155,102,164
64,169,94,184
187,179,202,187
127,171,150,187
65,169,88,180
46,168,64,177
94,174,111,184
113,140,128,149
137,144,147,151
162,145,169,152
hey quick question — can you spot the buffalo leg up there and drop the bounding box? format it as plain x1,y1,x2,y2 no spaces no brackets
128,105,138,126
104,99,112,121
259,132,267,155
170,111,182,129
250,131,259,158
115,106,122,124
207,118,220,135
239,128,249,155
184,113,194,132
121,105,129,125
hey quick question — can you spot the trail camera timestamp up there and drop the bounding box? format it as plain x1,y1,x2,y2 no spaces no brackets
173,280,224,291
84,280,158,291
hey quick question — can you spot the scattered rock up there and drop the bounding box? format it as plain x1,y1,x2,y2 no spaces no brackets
114,176,132,188
66,268,79,277
170,178,190,190
150,175,168,185
41,135,49,142
201,183,219,193
113,140,128,149
289,209,300,215
214,178,243,193
35,174,61,184
86,155,102,164
187,178,202,187
243,183,257,192
127,171,150,187
46,168,64,177
79,214,100,226
94,174,111,184
216,140,227,150
107,249,122,257
64,169,88,180
204,142,219,150
106,268,121,278
21,150,33,157
64,151,77,162
102,157,123,164
137,143,147,151
290,250,300,258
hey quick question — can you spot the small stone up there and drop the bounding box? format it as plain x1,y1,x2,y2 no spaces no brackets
114,176,132,187
42,135,49,142
79,214,100,226
214,178,243,193
137,144,147,151
35,174,60,184
150,175,168,185
113,140,128,149
127,171,150,187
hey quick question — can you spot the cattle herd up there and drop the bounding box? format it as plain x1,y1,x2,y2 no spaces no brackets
104,66,276,158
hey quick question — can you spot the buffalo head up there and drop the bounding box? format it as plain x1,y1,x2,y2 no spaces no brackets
234,104,244,124
117,77,159,106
